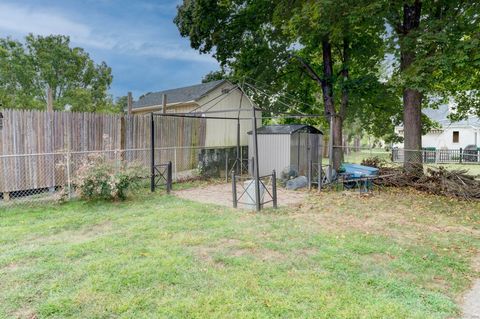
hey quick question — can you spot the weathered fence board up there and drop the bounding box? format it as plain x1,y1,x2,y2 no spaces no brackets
0,109,208,194
0,109,122,193
124,114,207,171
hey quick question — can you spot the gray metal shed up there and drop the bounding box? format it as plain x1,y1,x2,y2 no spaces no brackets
248,124,323,176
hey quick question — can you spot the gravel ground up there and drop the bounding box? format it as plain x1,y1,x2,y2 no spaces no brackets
463,280,480,319
463,255,480,319
174,182,307,209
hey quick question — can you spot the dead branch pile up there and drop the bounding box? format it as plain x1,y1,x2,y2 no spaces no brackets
375,164,480,199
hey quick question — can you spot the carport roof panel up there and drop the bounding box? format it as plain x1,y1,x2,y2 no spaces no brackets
248,124,323,135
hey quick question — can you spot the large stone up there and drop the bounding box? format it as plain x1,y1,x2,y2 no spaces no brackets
286,176,308,190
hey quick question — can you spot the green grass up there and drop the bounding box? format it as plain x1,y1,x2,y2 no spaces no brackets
0,188,479,318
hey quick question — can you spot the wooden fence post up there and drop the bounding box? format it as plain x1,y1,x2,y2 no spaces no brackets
127,92,133,115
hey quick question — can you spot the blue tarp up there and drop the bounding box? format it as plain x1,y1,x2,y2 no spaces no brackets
340,163,379,179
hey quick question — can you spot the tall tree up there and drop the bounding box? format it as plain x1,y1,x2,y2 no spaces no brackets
0,34,114,112
386,0,480,171
175,0,393,170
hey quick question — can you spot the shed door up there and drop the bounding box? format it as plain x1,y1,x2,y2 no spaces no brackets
290,132,310,175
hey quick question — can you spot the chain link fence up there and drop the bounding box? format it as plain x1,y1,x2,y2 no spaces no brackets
0,146,248,208
332,146,480,175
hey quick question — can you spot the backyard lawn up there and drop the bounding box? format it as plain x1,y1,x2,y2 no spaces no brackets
0,188,479,318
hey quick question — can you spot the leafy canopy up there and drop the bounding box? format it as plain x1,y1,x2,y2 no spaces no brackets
175,0,401,140
0,34,117,113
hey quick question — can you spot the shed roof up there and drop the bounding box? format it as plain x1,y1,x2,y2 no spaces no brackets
133,80,228,109
248,124,323,135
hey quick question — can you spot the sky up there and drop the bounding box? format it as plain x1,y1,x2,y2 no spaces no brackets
0,0,220,100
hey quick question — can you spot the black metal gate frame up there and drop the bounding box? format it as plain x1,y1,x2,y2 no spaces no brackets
149,98,259,202
151,161,172,193
148,84,326,210
231,171,277,209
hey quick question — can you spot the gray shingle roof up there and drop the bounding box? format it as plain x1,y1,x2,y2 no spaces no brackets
423,104,480,128
248,124,323,135
133,80,227,109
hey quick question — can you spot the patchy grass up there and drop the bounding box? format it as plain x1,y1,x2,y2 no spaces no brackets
0,188,479,318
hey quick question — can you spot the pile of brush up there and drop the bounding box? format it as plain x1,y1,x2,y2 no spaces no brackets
361,158,480,200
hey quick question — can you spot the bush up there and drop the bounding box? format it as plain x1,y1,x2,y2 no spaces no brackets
74,154,147,201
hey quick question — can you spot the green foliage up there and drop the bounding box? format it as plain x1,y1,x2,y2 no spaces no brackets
74,154,147,201
176,0,480,144
201,70,227,83
386,1,480,117
0,34,115,112
175,0,401,138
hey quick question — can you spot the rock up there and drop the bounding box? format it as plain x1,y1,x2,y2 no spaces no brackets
281,166,298,181
286,176,308,190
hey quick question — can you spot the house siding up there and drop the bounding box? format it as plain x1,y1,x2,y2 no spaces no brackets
196,84,261,148
130,81,261,148
395,126,480,149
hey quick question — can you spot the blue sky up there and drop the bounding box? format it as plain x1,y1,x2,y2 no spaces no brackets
0,0,220,100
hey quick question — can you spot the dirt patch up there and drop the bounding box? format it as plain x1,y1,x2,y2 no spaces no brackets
191,237,287,266
12,308,37,319
1,262,20,272
174,182,307,209
30,221,113,245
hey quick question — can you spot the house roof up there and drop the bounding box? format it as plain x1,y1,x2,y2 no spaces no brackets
248,124,323,135
133,80,228,109
423,104,480,128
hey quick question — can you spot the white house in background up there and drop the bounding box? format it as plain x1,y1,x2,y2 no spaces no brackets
130,80,261,147
395,104,480,149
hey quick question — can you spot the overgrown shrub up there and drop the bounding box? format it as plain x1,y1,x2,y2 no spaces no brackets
74,154,147,201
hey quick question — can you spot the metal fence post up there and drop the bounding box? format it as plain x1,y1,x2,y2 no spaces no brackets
460,147,463,163
232,170,237,208
318,161,322,192
240,145,244,174
66,151,72,199
251,107,261,212
174,148,177,182
150,113,155,192
308,159,312,190
167,161,172,194
225,151,229,183
272,170,277,209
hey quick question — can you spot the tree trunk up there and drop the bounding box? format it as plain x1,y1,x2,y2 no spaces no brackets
293,37,344,171
403,89,422,170
354,136,360,152
339,37,349,120
399,0,423,172
321,38,335,117
332,115,343,170
320,37,343,170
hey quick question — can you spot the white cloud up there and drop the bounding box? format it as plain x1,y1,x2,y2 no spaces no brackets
0,2,217,63
114,40,216,63
0,2,117,49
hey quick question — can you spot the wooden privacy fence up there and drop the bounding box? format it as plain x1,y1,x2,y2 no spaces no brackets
0,110,122,194
124,114,206,172
0,109,208,195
